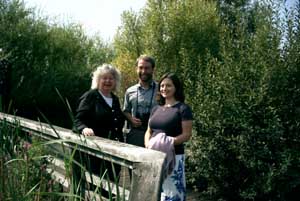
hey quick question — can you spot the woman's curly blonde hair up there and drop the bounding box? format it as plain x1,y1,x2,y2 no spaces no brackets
91,64,121,92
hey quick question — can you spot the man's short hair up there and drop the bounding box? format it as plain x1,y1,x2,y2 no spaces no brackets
136,55,155,68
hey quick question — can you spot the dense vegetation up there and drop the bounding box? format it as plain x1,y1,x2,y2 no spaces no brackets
115,1,300,200
0,0,114,127
1,0,299,200
0,120,64,200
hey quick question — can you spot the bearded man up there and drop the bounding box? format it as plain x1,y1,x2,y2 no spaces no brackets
123,55,158,147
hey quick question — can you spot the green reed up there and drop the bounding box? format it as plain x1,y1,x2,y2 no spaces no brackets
0,112,127,201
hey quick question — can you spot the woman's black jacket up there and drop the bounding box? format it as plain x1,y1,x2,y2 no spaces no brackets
74,89,125,142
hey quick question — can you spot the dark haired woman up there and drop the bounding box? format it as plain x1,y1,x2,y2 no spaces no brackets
144,73,193,201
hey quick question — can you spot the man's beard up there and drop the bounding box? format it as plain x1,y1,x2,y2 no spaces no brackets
139,73,152,82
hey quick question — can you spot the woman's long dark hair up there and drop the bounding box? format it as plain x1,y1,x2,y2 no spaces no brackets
157,73,185,105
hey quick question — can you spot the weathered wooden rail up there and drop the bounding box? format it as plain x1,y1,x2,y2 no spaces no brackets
0,112,166,201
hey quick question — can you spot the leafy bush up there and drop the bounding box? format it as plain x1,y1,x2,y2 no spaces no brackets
0,120,62,200
0,0,114,127
185,2,300,200
115,0,300,200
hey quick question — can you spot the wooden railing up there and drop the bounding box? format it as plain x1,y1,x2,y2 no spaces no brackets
0,112,166,201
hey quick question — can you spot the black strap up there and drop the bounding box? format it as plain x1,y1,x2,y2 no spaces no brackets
135,82,156,115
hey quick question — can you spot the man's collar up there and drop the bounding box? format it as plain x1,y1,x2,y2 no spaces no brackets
138,80,155,89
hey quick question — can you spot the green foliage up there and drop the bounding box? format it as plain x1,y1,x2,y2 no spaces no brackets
0,121,61,200
114,0,220,97
114,10,144,58
113,10,145,98
185,1,300,200
0,0,114,127
115,0,300,200
141,0,220,76
0,109,127,201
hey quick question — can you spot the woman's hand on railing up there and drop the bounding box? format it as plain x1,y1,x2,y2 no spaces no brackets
81,128,95,136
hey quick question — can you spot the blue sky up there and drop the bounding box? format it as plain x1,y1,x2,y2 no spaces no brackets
24,0,296,41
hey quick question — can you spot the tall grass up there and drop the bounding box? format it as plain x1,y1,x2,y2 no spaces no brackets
0,117,127,201
0,120,61,200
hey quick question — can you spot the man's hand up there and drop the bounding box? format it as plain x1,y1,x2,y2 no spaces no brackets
131,116,142,128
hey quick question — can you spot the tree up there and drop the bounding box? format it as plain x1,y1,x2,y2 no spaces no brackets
115,0,300,200
0,0,113,127
113,10,144,96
